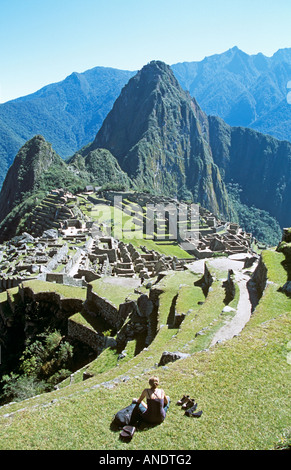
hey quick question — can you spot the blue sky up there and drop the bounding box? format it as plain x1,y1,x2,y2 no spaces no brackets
0,0,291,103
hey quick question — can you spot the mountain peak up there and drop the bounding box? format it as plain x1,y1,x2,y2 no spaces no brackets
11,135,55,172
132,60,180,90
145,59,169,69
272,47,291,63
87,61,231,218
229,46,240,53
88,60,187,164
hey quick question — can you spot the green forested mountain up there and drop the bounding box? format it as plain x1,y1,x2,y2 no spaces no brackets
207,115,291,229
0,136,89,241
88,61,232,220
68,148,132,189
86,61,291,232
0,135,86,221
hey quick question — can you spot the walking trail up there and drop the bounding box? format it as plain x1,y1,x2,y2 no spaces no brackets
188,253,258,347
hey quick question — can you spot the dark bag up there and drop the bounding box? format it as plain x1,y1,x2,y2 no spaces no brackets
113,403,139,427
120,425,136,441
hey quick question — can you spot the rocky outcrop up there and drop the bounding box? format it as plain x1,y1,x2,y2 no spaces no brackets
276,227,291,296
194,262,214,296
116,294,154,350
222,270,236,305
158,351,190,367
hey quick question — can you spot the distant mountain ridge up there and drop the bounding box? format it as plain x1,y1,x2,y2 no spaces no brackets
207,115,291,228
0,61,289,246
1,47,291,189
172,47,291,140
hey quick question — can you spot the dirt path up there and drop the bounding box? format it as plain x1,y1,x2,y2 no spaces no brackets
188,253,258,346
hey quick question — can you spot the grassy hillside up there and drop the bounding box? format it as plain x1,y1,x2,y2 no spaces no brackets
0,249,289,450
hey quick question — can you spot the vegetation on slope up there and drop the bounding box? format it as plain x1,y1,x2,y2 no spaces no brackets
67,148,132,189
227,182,282,246
1,330,74,403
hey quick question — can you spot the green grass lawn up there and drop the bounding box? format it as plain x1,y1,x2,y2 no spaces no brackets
0,310,289,450
89,277,139,308
122,237,193,259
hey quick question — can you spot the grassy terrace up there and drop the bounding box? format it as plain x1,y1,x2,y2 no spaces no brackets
69,311,113,337
0,250,289,450
123,237,193,259
89,277,140,308
21,280,87,300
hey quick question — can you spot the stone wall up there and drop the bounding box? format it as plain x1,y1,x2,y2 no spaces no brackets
86,284,119,329
67,318,106,353
45,273,87,287
46,244,69,272
17,283,84,338
116,294,154,349
249,255,268,302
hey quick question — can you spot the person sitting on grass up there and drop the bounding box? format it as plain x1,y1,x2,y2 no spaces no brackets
133,376,170,425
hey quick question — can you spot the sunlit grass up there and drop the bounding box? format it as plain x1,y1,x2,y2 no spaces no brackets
21,280,87,300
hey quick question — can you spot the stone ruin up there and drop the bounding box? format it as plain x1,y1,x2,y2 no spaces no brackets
90,189,254,258
0,222,189,293
0,188,256,292
25,188,77,238
183,208,253,259
0,188,257,367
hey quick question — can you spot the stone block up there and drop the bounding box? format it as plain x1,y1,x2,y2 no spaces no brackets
158,351,190,367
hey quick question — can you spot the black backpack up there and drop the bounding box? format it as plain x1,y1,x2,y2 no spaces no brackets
113,403,139,427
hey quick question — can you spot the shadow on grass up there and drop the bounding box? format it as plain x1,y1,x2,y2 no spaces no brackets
110,416,161,444
281,259,291,282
